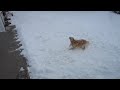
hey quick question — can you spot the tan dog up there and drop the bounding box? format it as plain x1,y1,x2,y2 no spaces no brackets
69,37,89,50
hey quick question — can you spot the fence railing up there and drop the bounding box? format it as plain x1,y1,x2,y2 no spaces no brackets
0,11,5,32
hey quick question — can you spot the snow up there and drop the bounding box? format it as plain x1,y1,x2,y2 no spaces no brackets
19,67,24,71
11,11,120,79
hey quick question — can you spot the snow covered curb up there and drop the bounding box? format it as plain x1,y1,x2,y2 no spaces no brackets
4,12,30,79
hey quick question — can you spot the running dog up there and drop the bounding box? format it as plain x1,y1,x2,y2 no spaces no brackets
69,37,89,50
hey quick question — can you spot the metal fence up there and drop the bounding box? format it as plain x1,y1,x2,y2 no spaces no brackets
0,11,5,32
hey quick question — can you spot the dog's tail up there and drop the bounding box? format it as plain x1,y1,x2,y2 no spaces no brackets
87,41,90,44
85,41,90,48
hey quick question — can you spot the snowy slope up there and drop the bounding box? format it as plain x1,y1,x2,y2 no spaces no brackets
11,11,120,79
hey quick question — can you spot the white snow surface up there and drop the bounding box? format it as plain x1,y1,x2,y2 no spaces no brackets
11,11,120,79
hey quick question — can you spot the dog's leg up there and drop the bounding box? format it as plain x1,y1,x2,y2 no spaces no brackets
82,46,85,50
69,44,74,50
69,45,75,50
69,43,72,47
69,47,75,50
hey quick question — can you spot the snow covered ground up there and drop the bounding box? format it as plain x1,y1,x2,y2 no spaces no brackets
11,11,120,79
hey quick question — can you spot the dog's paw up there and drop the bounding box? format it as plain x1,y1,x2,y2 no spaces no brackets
69,47,74,50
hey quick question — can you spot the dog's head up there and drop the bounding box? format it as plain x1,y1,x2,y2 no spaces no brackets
69,37,74,42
